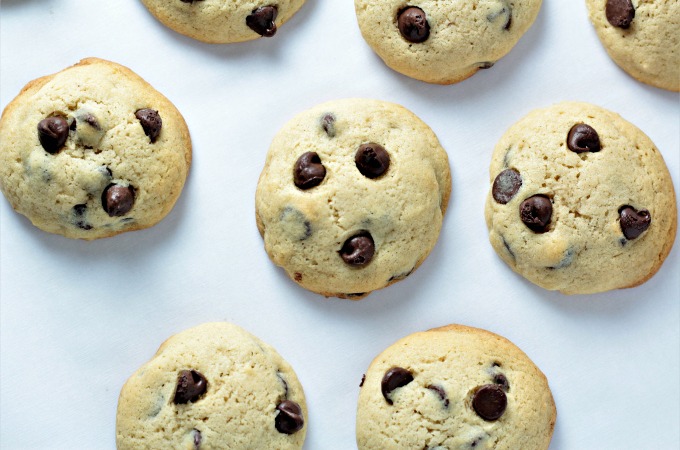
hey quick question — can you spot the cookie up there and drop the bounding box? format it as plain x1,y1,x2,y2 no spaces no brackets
485,102,677,294
255,99,451,299
586,0,680,92
116,322,307,449
0,58,191,240
140,0,307,44
354,0,542,84
356,324,556,449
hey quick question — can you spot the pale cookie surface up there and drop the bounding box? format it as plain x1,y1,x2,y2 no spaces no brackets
0,58,191,240
586,0,680,92
354,0,542,84
116,322,307,449
485,102,677,294
255,98,451,299
356,324,556,450
141,0,307,44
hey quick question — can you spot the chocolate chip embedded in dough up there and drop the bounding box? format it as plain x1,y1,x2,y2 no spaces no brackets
356,143,390,179
381,367,414,404
520,195,552,233
275,400,304,434
339,232,375,266
567,124,601,153
606,0,635,29
135,108,162,143
427,384,449,408
492,169,522,204
193,429,202,449
38,116,69,154
472,384,507,421
173,370,208,404
493,373,510,391
246,6,278,37
102,184,135,217
293,152,326,190
619,205,651,240
321,113,336,137
397,7,430,43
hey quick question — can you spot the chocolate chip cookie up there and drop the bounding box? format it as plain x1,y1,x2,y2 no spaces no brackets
356,324,556,449
141,0,307,44
116,322,307,449
485,102,677,294
586,0,680,91
354,0,542,84
255,99,451,299
0,58,191,240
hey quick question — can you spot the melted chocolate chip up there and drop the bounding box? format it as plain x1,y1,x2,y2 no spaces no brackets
38,116,69,154
427,385,449,408
339,232,375,266
293,152,326,189
246,6,278,37
472,384,507,421
321,113,336,137
381,367,414,404
102,184,135,217
492,169,522,204
135,109,162,143
619,206,651,240
173,370,208,404
493,374,509,391
567,124,601,153
606,0,635,29
398,7,430,43
275,400,304,434
520,195,552,233
356,143,390,179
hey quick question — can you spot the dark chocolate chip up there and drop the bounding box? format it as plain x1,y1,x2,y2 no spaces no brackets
277,372,289,398
135,109,162,143
504,12,512,30
502,236,515,260
427,384,449,408
548,247,574,270
606,0,635,28
321,113,336,137
73,204,87,216
246,6,278,37
487,3,512,30
492,169,522,204
381,367,414,404
275,400,304,434
478,62,495,69
76,221,93,231
339,232,375,266
193,429,202,449
180,0,204,3
360,374,366,387
345,292,367,298
173,370,208,404
38,116,69,154
294,272,303,282
102,184,135,217
520,195,552,233
293,152,326,189
397,7,430,43
567,124,601,153
356,143,390,179
472,384,507,421
619,206,651,240
493,374,510,392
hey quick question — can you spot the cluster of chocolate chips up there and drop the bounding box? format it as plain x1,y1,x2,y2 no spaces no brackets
492,123,651,240
606,0,635,29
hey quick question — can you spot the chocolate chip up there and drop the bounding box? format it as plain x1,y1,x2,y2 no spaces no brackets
73,204,87,216
520,195,552,233
548,247,574,270
478,62,495,69
76,222,93,231
321,113,336,137
472,384,507,421
356,143,390,179
360,374,366,387
246,6,278,37
193,429,202,449
339,232,375,266
381,367,414,404
606,0,635,28
293,152,326,189
493,374,509,392
135,109,162,143
173,370,208,404
275,400,304,434
619,206,651,240
567,124,601,153
427,384,449,408
180,0,204,3
397,7,430,43
102,184,135,217
487,3,512,30
492,169,522,204
38,116,69,154
277,372,289,398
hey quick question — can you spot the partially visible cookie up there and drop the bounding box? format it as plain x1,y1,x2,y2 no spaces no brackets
0,58,191,240
586,0,680,92
485,102,677,294
141,0,307,44
356,324,556,450
354,0,542,84
116,322,307,449
255,98,451,299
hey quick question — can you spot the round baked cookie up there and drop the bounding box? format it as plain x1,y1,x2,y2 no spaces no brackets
0,58,191,240
354,0,542,84
356,324,556,450
255,99,451,299
116,322,307,449
485,102,677,294
140,0,307,44
586,0,680,92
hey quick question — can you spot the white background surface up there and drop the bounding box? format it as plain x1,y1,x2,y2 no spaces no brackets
1,1,678,449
